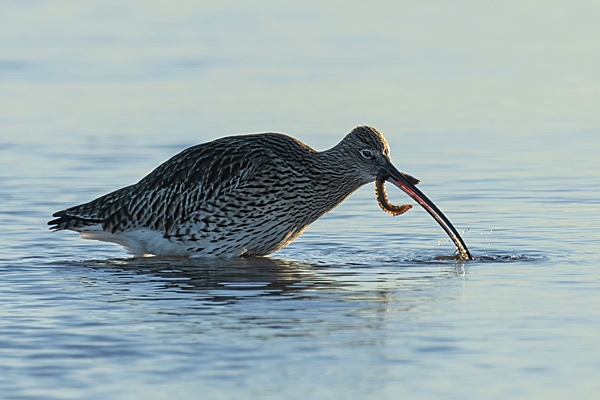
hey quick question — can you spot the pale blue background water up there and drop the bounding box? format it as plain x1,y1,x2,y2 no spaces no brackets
1,2,600,399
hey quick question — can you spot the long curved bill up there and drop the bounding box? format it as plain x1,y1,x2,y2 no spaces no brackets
384,163,474,260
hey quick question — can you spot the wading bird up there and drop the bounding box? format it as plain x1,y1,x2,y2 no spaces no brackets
49,126,473,259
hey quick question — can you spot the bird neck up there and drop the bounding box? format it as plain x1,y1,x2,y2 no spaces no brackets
310,144,369,212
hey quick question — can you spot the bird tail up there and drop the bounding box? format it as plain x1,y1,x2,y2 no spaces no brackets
47,211,103,231
48,185,134,232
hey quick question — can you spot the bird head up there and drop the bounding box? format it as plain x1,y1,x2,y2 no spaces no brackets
340,125,473,260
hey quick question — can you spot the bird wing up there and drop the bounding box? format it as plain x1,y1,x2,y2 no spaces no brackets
49,136,275,234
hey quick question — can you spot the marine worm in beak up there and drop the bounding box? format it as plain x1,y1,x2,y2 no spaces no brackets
375,178,412,216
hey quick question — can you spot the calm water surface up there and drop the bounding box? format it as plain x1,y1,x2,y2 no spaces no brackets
2,2,600,399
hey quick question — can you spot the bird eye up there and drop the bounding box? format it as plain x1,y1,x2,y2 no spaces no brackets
360,149,374,159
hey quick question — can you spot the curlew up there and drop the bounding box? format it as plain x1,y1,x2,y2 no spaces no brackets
49,126,473,259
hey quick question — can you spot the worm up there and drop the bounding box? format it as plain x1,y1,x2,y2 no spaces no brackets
375,178,412,216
